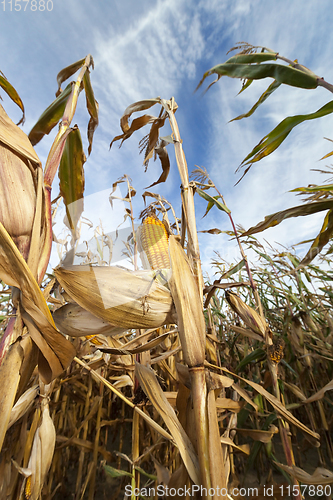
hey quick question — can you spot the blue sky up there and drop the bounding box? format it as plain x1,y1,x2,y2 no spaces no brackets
1,0,333,276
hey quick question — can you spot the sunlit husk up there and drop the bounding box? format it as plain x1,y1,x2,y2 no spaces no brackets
168,236,205,367
54,265,176,329
0,104,41,260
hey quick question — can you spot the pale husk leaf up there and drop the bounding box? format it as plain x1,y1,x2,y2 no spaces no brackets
26,401,56,499
7,384,39,430
54,265,175,329
53,302,126,337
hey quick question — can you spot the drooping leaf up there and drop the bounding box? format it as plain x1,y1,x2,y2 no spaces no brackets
237,78,253,95
291,184,333,193
230,80,281,122
103,465,132,479
0,72,25,124
120,98,161,131
301,209,333,265
134,466,158,481
110,114,155,148
198,61,318,92
146,140,170,188
199,228,223,234
196,188,231,214
242,200,333,236
59,126,86,237
28,83,72,146
241,100,333,168
82,70,99,155
56,57,86,95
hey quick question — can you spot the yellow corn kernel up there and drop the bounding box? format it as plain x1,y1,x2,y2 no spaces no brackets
138,214,170,270
85,335,103,346
25,476,32,499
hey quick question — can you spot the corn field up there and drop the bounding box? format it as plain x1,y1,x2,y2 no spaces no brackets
1,43,333,500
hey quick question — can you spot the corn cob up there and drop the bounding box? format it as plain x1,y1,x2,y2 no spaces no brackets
138,213,170,270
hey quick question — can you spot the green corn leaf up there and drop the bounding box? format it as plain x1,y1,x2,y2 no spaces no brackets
196,187,231,214
291,184,333,193
59,126,86,237
241,100,333,167
242,200,333,236
236,348,266,373
83,70,99,155
301,209,333,265
103,465,133,478
199,62,318,91
230,80,281,122
28,83,72,146
134,466,158,480
224,53,277,65
220,260,246,280
237,78,253,95
0,73,25,124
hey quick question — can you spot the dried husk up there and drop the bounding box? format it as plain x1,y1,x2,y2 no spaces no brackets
26,399,56,500
225,290,268,338
168,236,205,367
0,104,41,260
0,340,24,453
54,265,176,329
7,384,39,431
53,302,126,337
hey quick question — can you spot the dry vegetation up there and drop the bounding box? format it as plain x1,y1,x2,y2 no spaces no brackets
1,44,333,500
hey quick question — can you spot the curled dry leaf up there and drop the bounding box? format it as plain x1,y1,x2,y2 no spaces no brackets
275,463,333,485
235,425,279,443
135,362,200,485
303,378,333,404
